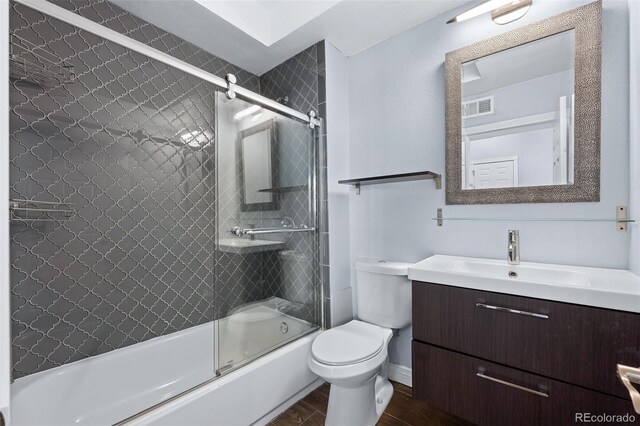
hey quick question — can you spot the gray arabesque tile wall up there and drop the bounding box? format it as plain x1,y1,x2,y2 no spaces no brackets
9,0,327,379
259,42,328,327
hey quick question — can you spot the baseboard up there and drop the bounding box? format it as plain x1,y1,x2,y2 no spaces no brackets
389,363,412,387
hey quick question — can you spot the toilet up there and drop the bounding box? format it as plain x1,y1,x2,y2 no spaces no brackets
308,260,413,426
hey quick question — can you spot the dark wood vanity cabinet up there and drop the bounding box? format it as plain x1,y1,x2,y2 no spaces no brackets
412,282,640,426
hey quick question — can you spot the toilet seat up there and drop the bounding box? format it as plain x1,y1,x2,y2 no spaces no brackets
311,321,386,366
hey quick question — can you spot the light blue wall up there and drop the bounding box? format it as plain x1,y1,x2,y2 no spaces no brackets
346,0,630,368
629,0,640,275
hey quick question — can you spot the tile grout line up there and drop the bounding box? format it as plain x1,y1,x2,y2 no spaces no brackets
301,387,328,425
300,398,322,424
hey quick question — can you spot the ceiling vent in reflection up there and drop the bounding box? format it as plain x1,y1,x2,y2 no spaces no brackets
462,96,494,118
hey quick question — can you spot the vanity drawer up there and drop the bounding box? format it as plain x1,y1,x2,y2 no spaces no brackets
412,282,640,399
412,342,639,426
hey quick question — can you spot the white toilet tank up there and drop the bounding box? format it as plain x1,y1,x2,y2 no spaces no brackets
354,260,413,329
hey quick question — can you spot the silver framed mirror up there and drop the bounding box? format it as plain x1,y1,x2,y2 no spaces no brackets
445,1,601,205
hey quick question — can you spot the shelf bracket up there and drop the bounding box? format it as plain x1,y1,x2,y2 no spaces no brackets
354,183,361,195
437,208,443,227
617,206,628,231
434,175,442,190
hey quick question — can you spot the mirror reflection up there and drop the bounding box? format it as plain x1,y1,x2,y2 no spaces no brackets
461,30,575,190
238,120,278,211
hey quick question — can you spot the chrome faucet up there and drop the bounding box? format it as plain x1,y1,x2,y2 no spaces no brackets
508,230,520,265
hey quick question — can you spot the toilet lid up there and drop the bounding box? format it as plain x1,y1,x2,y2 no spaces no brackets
311,321,385,366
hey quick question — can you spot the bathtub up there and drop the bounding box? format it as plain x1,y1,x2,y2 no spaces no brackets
11,298,320,426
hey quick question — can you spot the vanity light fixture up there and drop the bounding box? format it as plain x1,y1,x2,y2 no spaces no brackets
447,0,532,25
491,0,533,24
234,104,261,120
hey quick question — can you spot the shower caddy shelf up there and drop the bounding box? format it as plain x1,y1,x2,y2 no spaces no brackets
9,33,75,88
10,199,75,222
338,171,442,194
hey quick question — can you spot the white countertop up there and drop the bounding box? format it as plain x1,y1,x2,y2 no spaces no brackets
408,255,640,313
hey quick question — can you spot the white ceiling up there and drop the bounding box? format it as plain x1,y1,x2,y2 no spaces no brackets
193,0,342,46
110,0,468,75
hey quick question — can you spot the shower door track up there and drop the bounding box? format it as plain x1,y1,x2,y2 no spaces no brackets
13,0,322,128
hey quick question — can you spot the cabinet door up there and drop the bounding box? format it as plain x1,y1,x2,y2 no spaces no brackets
413,342,639,426
412,282,640,399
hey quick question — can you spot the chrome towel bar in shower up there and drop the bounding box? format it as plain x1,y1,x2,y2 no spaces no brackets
229,225,315,237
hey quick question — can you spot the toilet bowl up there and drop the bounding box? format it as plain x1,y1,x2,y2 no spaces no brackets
308,320,394,425
308,260,413,426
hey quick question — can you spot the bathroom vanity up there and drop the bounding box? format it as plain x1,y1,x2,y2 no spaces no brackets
409,256,640,425
420,3,640,421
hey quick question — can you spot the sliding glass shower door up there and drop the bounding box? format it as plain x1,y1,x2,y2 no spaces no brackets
8,3,220,416
214,93,320,375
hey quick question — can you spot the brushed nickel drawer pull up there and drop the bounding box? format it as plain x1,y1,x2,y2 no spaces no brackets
477,370,549,398
476,302,549,319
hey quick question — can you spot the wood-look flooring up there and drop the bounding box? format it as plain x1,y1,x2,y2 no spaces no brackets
268,381,473,426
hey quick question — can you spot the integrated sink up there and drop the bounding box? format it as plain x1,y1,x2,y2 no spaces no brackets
217,238,285,255
408,255,640,313
450,260,591,288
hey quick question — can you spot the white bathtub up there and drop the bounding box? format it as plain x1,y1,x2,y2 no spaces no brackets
11,299,320,426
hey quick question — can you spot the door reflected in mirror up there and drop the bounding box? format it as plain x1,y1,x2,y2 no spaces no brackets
461,30,575,190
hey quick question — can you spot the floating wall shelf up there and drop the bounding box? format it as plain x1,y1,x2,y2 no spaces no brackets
339,171,442,194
